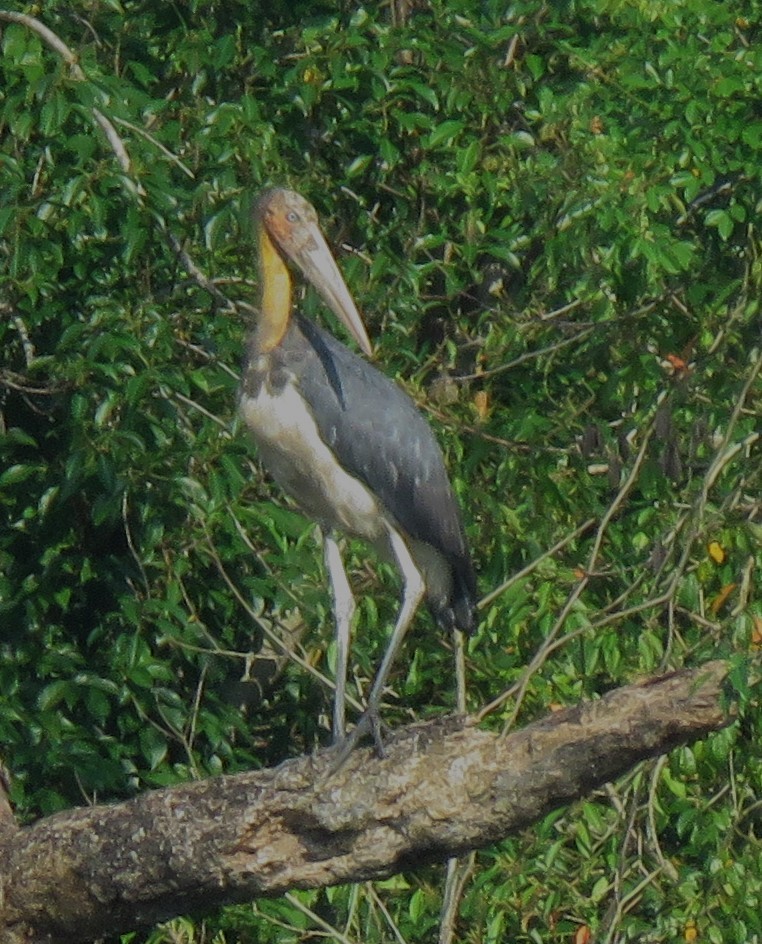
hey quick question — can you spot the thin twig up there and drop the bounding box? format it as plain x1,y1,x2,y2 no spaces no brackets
283,892,359,944
366,884,410,944
170,391,232,431
439,853,476,944
479,517,596,611
10,314,35,365
112,116,196,179
204,531,363,714
164,230,238,311
481,406,663,730
458,326,595,382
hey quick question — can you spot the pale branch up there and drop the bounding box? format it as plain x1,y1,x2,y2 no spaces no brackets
0,763,13,832
0,661,731,944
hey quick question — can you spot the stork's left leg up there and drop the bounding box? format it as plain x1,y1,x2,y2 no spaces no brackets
323,531,355,741
366,528,425,718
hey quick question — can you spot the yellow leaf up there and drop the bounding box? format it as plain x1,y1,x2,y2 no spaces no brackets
710,582,736,614
707,541,725,564
473,390,490,422
751,616,762,649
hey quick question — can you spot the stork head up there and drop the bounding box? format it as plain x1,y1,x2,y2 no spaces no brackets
255,188,373,357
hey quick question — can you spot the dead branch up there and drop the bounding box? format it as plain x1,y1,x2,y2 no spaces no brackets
0,661,731,944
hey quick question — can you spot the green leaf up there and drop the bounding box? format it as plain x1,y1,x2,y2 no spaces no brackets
139,727,168,771
38,680,78,712
0,464,37,487
705,209,734,240
423,119,466,149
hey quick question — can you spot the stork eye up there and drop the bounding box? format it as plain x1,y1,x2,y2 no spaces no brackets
286,211,299,223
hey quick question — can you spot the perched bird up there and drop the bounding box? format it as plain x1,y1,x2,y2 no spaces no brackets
240,187,477,748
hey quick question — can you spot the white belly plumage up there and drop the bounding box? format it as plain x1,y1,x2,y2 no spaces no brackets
240,380,385,541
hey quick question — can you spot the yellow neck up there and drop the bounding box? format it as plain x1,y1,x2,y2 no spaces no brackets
256,228,292,352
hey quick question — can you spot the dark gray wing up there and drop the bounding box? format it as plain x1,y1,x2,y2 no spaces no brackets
282,315,477,630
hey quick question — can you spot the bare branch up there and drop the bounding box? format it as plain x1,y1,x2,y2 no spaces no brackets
479,517,596,611
164,231,238,312
0,762,13,834
0,661,731,944
0,10,80,69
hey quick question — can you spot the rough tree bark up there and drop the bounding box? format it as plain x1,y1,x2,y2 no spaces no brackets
0,661,731,944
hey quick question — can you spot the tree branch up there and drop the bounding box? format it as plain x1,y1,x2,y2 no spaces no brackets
0,661,731,944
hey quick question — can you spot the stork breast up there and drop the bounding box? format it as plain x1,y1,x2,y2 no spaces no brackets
240,380,384,540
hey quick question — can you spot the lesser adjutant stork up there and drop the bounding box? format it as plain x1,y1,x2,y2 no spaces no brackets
240,187,477,749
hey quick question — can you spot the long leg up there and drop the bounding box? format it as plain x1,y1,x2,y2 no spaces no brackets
439,630,470,944
323,531,355,742
328,526,425,767
454,628,466,715
365,527,425,717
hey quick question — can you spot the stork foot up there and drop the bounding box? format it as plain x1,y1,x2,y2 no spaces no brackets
328,708,388,772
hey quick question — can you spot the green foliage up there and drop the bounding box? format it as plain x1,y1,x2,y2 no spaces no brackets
1,0,760,941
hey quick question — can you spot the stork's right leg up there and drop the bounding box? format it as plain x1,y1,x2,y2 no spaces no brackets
331,527,426,764
323,531,355,742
